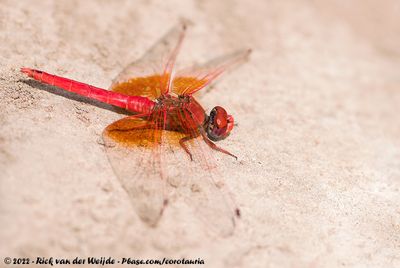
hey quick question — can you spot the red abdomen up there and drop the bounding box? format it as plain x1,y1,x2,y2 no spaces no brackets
21,68,155,114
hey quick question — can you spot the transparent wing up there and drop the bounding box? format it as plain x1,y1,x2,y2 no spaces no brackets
173,108,239,236
103,113,168,225
103,108,239,236
172,49,251,96
110,23,187,99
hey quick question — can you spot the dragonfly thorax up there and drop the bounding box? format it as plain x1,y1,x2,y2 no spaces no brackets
155,94,189,110
152,94,207,132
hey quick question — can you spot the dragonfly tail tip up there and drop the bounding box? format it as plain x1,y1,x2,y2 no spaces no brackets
20,67,33,76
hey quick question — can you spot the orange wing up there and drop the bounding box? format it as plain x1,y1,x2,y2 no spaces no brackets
110,23,186,100
172,49,251,96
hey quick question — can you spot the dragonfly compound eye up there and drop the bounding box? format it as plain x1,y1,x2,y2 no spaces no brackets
206,106,234,141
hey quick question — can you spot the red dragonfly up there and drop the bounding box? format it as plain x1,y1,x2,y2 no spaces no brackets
21,23,251,236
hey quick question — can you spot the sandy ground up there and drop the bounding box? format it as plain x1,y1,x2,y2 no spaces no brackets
1,0,400,267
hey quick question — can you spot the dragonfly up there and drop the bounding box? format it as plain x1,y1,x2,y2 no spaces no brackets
21,23,251,236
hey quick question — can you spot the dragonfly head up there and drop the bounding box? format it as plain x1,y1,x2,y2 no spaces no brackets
206,106,234,141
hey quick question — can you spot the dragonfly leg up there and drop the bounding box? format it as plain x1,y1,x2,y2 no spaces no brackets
179,136,194,161
202,134,237,160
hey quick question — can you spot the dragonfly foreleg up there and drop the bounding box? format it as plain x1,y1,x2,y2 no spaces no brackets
179,136,194,161
201,132,237,160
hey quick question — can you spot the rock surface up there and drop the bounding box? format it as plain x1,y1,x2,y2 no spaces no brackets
1,1,399,267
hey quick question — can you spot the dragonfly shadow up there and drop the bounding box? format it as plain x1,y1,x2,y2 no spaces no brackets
20,79,131,115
